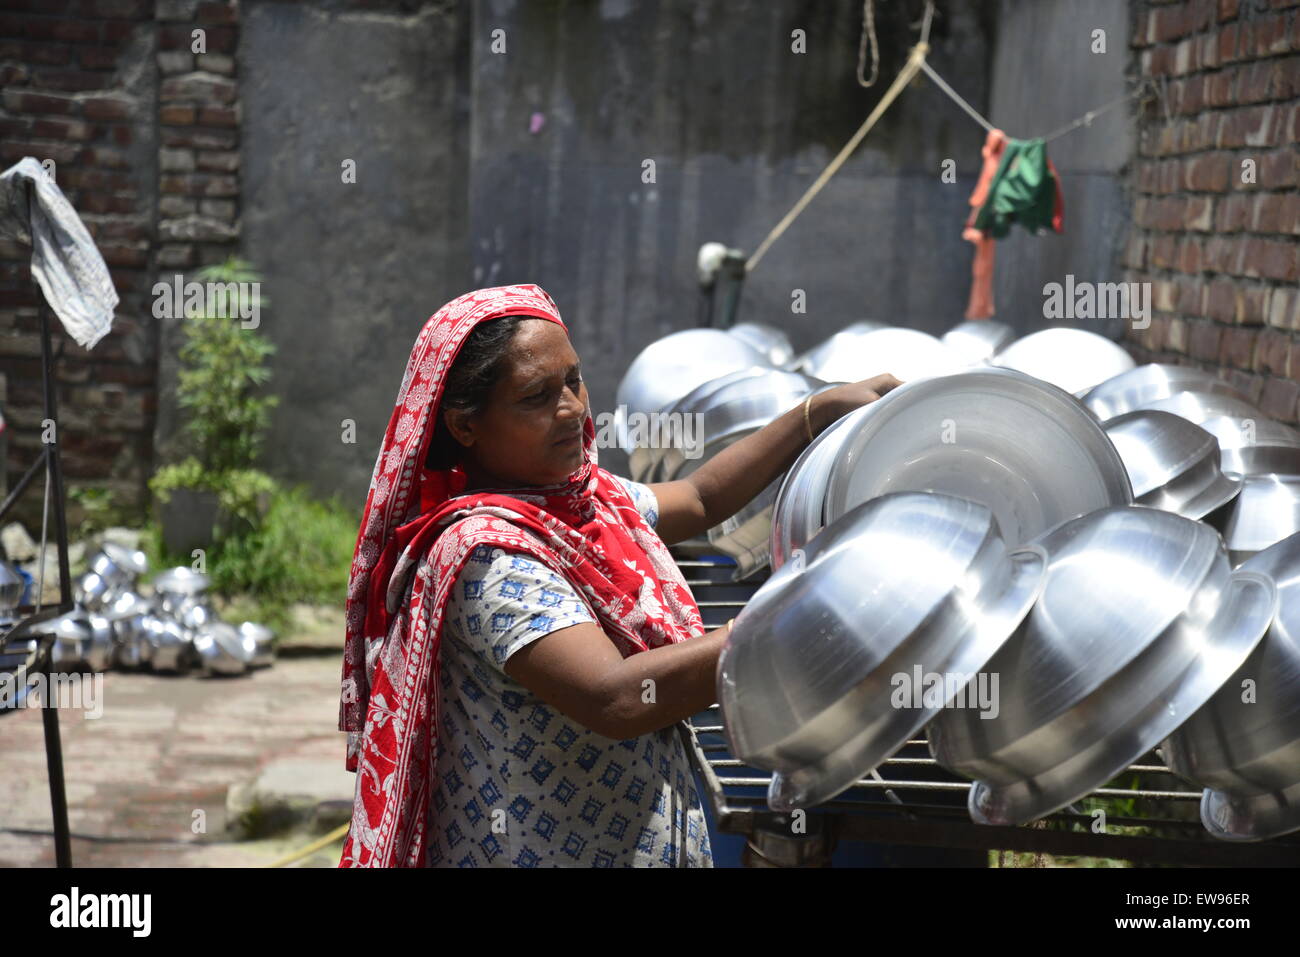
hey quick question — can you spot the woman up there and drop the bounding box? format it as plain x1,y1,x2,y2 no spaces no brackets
338,283,900,867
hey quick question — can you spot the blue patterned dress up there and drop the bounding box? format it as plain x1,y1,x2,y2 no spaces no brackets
425,476,714,867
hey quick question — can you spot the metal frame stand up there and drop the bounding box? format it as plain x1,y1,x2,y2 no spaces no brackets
0,302,75,867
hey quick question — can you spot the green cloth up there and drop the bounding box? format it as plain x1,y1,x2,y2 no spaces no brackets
972,137,1057,239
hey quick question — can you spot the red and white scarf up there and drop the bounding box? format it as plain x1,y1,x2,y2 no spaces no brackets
338,284,705,867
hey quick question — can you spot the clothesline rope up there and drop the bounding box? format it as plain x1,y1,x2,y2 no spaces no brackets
746,21,1155,274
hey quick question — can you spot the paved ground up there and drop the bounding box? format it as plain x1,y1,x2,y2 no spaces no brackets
0,653,351,868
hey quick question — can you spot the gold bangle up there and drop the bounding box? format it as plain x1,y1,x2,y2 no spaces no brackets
802,394,815,443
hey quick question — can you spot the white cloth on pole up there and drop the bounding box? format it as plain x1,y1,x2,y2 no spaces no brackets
0,156,118,350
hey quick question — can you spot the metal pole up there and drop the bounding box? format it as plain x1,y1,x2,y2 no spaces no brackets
37,302,73,868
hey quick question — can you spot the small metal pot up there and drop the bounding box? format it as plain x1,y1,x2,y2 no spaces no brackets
191,622,251,677
238,621,276,668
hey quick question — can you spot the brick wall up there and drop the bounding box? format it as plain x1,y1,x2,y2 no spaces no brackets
1125,0,1300,424
0,0,241,530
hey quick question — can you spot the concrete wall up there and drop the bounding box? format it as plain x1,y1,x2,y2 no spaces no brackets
238,0,472,503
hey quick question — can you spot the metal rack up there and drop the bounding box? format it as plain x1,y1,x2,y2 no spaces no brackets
674,550,1300,867
0,302,76,867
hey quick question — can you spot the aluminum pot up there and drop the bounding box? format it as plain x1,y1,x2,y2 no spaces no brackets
1198,414,1300,477
1103,410,1242,520
787,321,890,375
74,571,117,612
718,491,1046,812
1081,363,1251,421
726,322,795,367
808,327,964,384
615,329,771,451
657,369,822,482
1141,390,1263,426
140,614,194,673
927,506,1277,827
89,543,148,591
150,567,211,605
1214,474,1300,566
192,622,252,677
1162,531,1300,841
818,368,1133,549
940,319,1015,365
238,621,277,668
992,328,1136,396
768,406,859,570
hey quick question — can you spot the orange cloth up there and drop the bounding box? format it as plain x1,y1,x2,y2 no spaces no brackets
962,129,1008,320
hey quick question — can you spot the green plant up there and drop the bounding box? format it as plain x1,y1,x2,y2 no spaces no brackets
175,257,278,474
66,485,126,539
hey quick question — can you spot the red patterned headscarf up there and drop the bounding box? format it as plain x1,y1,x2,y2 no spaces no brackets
338,283,705,867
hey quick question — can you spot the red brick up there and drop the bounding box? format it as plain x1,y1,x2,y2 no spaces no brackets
198,106,237,127
83,96,132,121
1252,192,1284,232
161,104,197,125
1271,289,1297,328
2,89,78,114
1178,277,1206,314
197,2,239,25
1220,23,1242,61
1185,151,1231,191
1207,279,1239,321
1239,285,1273,324
1190,320,1224,360
1178,237,1204,273
1255,329,1292,375
1219,325,1258,368
31,67,114,91
1282,193,1300,234
84,0,151,17
1253,13,1290,55
1258,148,1298,189
1241,238,1298,280
0,139,82,164
78,47,120,70
1220,0,1240,20
1188,195,1215,230
1258,377,1300,421
31,116,91,139
1152,4,1190,43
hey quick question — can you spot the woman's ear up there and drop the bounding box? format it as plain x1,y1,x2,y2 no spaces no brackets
443,407,475,448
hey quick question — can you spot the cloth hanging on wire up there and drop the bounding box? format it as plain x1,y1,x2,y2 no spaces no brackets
961,134,1064,320
0,157,117,350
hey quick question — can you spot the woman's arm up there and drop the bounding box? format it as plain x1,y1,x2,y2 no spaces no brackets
504,620,730,739
650,374,903,546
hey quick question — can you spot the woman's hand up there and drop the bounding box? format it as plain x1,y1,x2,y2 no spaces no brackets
809,373,905,434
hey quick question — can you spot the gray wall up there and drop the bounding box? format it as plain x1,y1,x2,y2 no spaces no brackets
238,0,472,504
238,0,1132,501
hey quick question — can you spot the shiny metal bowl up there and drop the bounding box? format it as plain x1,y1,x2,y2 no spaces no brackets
1103,410,1242,520
1216,474,1300,566
657,369,822,482
615,329,771,448
819,368,1133,548
1081,364,1251,421
192,622,252,677
768,407,859,570
1141,390,1263,426
238,621,277,668
1199,414,1300,477
719,491,1047,813
151,566,211,596
140,614,194,674
809,327,964,384
928,506,1277,827
727,322,794,367
89,543,148,591
992,328,1136,396
940,320,1015,365
1162,531,1300,841
787,321,891,374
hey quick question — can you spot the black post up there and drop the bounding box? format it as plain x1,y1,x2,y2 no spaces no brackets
36,302,73,869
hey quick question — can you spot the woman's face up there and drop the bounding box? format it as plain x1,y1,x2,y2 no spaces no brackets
444,318,589,489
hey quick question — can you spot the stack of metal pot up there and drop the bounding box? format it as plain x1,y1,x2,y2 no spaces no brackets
52,543,279,678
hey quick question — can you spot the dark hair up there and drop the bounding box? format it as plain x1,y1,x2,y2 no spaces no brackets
425,316,525,470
